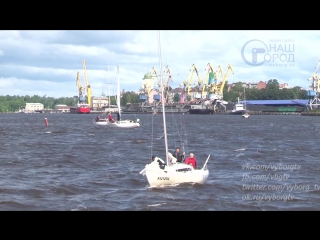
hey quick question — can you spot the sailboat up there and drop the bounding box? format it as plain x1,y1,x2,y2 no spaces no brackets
107,66,141,128
242,87,250,118
139,31,210,187
93,64,114,126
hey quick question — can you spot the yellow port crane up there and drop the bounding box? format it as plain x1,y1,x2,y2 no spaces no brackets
82,59,92,107
193,65,203,95
160,66,172,89
208,64,222,94
216,65,223,86
209,64,234,100
180,63,201,101
158,65,173,101
218,64,234,97
201,63,216,99
76,71,85,103
149,67,158,94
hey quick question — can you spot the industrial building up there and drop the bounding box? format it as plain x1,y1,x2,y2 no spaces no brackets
242,99,309,112
25,103,44,113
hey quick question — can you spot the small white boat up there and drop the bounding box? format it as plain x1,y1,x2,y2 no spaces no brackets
231,97,245,114
242,112,250,118
108,119,140,128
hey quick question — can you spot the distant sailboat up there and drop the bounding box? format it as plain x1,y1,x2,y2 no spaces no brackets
242,87,250,118
106,66,141,128
93,64,114,126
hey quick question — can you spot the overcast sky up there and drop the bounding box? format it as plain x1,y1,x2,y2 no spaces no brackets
0,30,319,98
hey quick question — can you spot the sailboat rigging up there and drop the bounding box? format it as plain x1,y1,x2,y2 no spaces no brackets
93,64,116,126
139,31,210,187
242,86,250,118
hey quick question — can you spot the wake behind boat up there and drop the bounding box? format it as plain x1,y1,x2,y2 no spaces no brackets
139,31,210,187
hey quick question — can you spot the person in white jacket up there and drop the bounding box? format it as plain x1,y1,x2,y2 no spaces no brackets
167,152,177,165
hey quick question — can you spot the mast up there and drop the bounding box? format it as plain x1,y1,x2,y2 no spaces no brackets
157,30,169,165
108,64,110,108
117,66,121,120
244,87,246,110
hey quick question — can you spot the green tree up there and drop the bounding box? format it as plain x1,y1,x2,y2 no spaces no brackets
266,79,280,90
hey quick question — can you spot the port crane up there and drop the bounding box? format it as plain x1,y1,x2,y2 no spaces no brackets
179,64,201,102
307,60,320,110
149,67,157,94
209,64,222,93
212,64,234,100
76,71,85,104
82,59,92,107
201,63,216,99
206,64,234,113
193,66,204,99
159,65,173,104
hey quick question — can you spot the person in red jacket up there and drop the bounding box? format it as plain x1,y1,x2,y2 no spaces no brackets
185,153,197,169
108,112,115,123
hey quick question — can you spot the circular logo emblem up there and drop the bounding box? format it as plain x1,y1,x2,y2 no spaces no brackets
241,39,269,66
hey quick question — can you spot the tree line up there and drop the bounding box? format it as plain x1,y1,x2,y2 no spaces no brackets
222,79,308,103
0,79,309,112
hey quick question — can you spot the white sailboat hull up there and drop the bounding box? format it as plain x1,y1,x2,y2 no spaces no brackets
141,162,209,187
242,114,250,118
93,119,109,126
108,119,140,128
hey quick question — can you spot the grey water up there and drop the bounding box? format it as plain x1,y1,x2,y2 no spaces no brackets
0,113,319,211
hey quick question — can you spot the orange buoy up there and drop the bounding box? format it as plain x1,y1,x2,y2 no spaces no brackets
44,118,48,127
